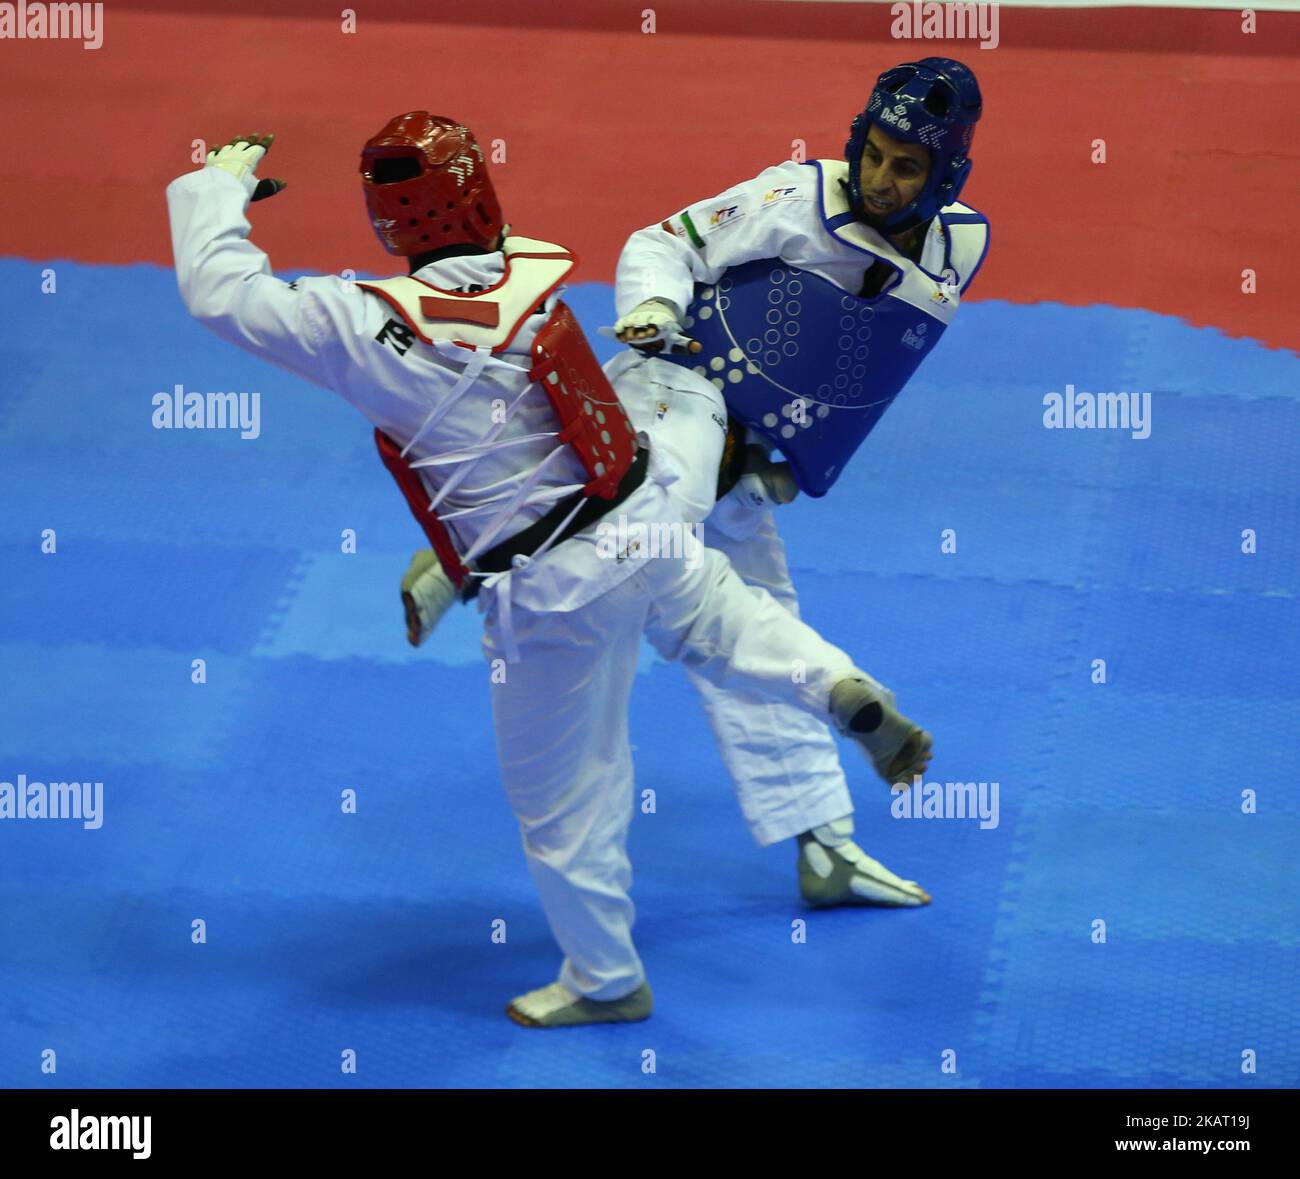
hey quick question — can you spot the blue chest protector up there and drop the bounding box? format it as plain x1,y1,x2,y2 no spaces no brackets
661,163,988,496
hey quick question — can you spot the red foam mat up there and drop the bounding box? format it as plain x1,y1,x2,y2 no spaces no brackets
0,1,1295,349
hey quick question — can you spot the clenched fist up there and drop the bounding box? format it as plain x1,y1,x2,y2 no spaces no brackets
612,298,702,356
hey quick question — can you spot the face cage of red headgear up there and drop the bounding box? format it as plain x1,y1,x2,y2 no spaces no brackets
360,132,504,257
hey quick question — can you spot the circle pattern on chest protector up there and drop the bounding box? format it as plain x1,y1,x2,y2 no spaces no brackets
697,266,877,409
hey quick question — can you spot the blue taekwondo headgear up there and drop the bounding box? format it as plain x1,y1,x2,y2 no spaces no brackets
845,57,982,235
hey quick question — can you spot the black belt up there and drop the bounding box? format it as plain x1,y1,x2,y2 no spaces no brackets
460,446,650,600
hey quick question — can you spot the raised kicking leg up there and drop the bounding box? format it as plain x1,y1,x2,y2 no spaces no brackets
687,510,932,907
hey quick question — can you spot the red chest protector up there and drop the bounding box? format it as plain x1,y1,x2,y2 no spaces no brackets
359,237,638,587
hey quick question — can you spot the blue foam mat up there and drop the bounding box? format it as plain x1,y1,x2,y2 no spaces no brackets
0,258,1296,1087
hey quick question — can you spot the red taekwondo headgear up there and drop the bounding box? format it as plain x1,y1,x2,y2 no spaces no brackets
360,112,505,256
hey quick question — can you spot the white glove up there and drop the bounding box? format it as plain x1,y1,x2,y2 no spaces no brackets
205,133,286,201
401,550,460,648
611,298,700,355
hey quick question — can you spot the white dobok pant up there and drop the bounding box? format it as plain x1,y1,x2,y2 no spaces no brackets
614,351,853,848
481,355,861,1001
478,353,863,1003
686,515,854,847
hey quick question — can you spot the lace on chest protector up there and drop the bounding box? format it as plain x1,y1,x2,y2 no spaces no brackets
359,239,638,587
